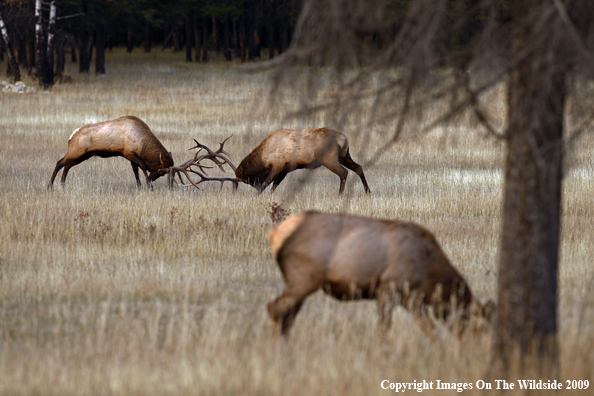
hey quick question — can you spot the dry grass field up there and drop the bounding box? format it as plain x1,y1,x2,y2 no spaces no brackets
1,49,593,395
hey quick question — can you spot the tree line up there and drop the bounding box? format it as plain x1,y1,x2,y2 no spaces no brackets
0,0,303,87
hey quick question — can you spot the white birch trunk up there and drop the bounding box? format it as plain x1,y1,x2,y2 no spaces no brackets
46,1,57,85
0,13,21,81
35,0,45,86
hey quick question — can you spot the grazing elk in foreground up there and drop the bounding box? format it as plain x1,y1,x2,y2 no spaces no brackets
235,128,371,194
48,116,174,189
267,211,494,338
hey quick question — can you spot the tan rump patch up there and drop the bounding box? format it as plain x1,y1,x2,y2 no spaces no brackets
68,127,81,141
268,212,307,259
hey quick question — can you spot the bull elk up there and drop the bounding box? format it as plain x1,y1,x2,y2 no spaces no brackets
235,128,371,194
47,116,174,188
267,211,494,338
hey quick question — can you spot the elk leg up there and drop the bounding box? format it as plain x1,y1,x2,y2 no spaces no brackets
340,150,371,194
320,159,348,194
59,153,94,185
270,171,288,192
267,292,307,337
47,157,67,189
376,288,397,336
127,154,152,188
130,163,142,187
267,270,322,338
259,167,282,193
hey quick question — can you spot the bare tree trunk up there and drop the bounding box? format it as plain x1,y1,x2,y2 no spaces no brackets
78,31,91,73
95,23,105,75
232,16,238,55
278,0,287,55
173,25,181,52
212,15,218,53
223,15,232,61
26,27,35,75
127,29,133,53
239,14,246,62
194,14,202,62
71,38,77,63
268,5,275,59
15,30,25,66
185,11,193,62
0,13,21,82
202,18,209,62
248,26,260,60
44,0,56,87
144,21,151,53
494,0,567,376
106,26,113,51
35,0,47,86
55,31,65,79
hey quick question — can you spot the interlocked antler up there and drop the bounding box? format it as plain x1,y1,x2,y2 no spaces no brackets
168,135,239,190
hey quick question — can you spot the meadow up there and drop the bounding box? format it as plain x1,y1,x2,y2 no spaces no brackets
0,49,593,395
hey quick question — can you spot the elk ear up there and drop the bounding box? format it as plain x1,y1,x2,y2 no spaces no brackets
160,153,164,166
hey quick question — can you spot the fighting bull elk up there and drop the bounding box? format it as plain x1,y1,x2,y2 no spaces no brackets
47,116,237,190
267,211,494,338
48,116,174,188
235,128,371,194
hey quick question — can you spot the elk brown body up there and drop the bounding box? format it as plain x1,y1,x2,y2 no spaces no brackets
235,128,371,194
267,211,492,337
47,116,174,188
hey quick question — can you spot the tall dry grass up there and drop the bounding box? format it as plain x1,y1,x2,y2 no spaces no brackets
0,49,593,395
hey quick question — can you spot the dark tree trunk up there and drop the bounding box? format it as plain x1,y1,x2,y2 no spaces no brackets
278,22,287,55
249,26,262,60
232,16,238,54
0,13,21,82
78,31,91,73
212,15,218,53
246,2,257,61
494,0,568,376
239,14,246,62
202,18,208,62
255,27,262,58
26,27,35,74
15,30,26,66
71,40,77,63
87,34,92,63
106,26,113,51
95,23,105,75
223,15,232,61
55,31,65,79
194,14,202,62
185,11,193,62
247,24,256,60
44,0,56,87
144,21,151,53
127,28,133,53
268,11,275,59
278,0,287,55
173,25,181,52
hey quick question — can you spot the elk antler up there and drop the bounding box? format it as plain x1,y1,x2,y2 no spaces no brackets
169,135,239,190
187,135,237,173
